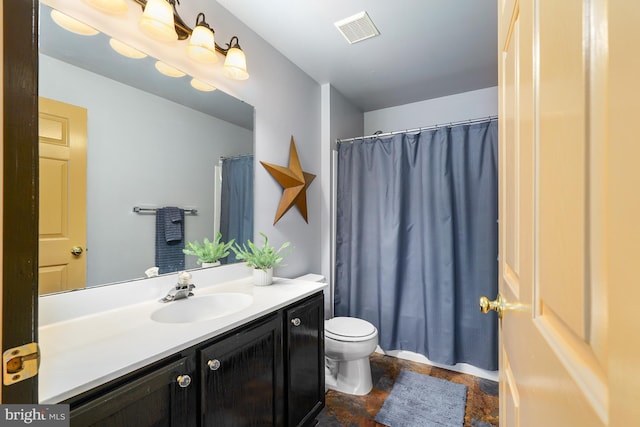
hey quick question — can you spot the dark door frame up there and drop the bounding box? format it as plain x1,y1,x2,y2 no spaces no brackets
2,0,39,403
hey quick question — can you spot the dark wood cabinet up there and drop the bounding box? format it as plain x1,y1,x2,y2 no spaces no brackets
285,294,325,427
199,314,282,427
67,292,324,427
70,357,193,427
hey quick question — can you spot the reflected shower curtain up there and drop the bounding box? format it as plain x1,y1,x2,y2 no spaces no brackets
220,155,254,264
334,120,499,370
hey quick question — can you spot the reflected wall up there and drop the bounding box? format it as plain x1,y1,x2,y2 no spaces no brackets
40,54,253,287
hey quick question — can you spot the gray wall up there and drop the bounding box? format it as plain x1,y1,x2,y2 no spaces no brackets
186,2,325,279
40,55,253,286
364,87,498,134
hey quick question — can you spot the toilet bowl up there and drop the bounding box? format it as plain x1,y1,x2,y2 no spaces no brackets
293,274,378,396
325,316,378,395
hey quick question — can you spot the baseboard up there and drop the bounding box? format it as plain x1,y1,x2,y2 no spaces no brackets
374,347,499,382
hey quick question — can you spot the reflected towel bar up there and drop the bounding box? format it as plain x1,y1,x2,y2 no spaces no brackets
133,207,198,215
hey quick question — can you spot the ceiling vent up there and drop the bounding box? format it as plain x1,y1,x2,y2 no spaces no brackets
334,11,380,44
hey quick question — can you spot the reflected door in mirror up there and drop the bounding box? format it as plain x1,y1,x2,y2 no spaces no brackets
38,97,87,294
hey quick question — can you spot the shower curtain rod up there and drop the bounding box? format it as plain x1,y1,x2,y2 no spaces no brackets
336,115,498,144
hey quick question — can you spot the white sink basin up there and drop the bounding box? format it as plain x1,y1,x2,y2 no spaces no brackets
150,293,253,324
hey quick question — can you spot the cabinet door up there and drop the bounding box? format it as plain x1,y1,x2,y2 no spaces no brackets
70,357,193,427
200,315,283,427
285,293,325,427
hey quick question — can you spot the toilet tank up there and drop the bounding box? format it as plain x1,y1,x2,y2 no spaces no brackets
294,274,326,283
294,274,330,319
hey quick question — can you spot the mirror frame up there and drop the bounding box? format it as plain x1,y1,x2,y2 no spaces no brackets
2,0,40,402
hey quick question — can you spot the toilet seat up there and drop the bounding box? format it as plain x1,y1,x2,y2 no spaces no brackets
325,317,377,342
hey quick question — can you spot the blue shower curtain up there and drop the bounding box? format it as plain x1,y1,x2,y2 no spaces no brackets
220,155,254,264
334,120,499,370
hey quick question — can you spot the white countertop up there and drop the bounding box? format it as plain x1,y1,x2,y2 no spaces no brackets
38,265,326,404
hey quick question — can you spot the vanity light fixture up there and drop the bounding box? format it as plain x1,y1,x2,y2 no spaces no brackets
132,0,250,80
187,13,218,64
81,0,128,15
138,0,178,42
154,61,186,77
190,78,216,92
60,0,250,81
109,38,148,59
50,10,99,36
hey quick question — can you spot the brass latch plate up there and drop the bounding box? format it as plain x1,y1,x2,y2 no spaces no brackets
3,342,40,385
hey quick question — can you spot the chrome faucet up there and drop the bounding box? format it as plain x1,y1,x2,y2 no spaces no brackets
160,271,196,303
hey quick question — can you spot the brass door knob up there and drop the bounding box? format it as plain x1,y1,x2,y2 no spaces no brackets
479,293,505,318
70,246,84,256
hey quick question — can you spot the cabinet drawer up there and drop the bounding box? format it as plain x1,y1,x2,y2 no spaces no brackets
70,357,193,427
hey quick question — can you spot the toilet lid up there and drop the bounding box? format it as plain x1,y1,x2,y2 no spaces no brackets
325,317,377,340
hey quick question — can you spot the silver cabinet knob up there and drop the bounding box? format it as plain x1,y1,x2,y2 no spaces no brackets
207,359,221,371
291,318,301,327
177,375,191,388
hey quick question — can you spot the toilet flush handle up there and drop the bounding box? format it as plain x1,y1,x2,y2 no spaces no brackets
291,318,301,327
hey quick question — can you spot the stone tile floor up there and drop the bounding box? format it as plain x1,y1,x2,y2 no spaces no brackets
317,353,499,427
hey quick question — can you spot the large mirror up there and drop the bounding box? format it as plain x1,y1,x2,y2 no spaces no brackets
38,3,255,295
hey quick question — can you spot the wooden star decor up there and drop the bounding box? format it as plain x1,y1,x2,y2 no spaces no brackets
261,136,316,225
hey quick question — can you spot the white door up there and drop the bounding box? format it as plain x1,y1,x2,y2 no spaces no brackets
493,0,640,425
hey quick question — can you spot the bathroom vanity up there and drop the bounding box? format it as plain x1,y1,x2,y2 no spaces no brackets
38,266,326,426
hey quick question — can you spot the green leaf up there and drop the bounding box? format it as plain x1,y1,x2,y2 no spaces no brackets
183,231,235,264
230,232,293,270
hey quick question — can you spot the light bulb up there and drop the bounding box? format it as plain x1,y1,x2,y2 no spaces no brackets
223,46,249,80
187,25,218,64
81,0,128,15
138,0,178,42
109,39,147,59
155,61,185,78
50,10,99,36
190,78,216,92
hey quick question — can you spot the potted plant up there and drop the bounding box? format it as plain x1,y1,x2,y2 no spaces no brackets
183,232,235,267
231,232,292,286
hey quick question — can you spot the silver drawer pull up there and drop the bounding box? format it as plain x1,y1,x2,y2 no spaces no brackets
291,318,301,327
177,375,191,388
208,359,221,371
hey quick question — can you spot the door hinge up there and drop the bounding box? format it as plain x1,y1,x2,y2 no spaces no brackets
3,342,40,385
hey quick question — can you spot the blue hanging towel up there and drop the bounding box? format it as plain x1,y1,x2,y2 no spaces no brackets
163,206,183,242
155,207,185,274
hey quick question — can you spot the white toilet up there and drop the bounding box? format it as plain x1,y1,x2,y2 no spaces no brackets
294,274,379,396
324,316,378,395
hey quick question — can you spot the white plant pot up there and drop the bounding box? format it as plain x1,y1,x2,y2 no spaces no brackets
253,268,273,286
201,261,221,268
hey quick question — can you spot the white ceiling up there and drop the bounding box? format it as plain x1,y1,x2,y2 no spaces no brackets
215,0,498,111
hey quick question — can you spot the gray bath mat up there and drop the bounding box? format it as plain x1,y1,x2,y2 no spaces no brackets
374,370,468,427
